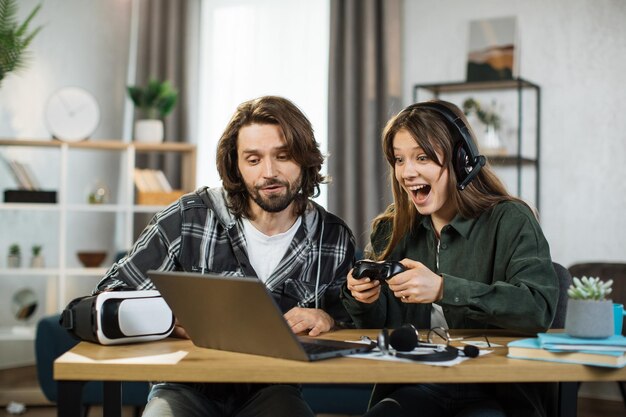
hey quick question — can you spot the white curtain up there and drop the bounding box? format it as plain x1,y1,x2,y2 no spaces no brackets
197,0,330,206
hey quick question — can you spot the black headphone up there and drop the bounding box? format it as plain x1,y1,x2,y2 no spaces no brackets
411,102,486,190
376,326,479,362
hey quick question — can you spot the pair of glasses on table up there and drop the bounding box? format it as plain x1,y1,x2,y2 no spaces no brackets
417,326,491,348
361,325,489,361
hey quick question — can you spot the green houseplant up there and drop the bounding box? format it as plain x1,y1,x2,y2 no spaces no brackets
7,243,20,267
30,244,44,267
127,79,178,143
0,0,42,87
565,276,614,338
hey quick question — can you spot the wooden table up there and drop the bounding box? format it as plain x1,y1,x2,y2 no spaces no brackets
54,329,626,417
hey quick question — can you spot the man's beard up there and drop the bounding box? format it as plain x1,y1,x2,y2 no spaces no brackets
248,175,302,213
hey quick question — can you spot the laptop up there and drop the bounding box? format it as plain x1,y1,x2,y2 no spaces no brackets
149,271,373,361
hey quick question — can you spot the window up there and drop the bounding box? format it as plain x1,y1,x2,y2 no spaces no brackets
197,0,330,206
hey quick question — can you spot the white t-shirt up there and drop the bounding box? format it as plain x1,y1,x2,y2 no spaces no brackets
242,217,302,283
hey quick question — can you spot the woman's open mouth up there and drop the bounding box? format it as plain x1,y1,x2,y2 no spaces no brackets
408,184,431,204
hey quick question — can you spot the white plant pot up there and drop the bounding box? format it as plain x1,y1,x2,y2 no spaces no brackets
134,119,164,143
30,255,45,268
565,299,614,338
7,254,21,268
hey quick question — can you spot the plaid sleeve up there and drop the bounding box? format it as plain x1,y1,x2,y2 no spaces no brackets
320,223,356,326
93,202,183,293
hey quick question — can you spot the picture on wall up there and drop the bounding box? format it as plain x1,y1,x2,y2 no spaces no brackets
466,16,518,82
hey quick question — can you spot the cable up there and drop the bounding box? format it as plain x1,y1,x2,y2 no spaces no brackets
314,220,324,309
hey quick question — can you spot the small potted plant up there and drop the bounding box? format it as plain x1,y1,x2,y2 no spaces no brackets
565,276,614,338
30,244,44,268
7,243,21,268
462,98,504,152
127,79,178,143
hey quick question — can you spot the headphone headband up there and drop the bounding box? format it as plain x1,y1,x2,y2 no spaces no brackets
413,102,486,190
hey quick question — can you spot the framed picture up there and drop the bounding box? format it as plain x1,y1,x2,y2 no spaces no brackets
466,16,518,82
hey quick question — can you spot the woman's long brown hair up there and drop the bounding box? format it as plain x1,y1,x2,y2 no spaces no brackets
373,99,531,260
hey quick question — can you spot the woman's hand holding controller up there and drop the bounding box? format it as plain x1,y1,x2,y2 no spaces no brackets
387,259,444,303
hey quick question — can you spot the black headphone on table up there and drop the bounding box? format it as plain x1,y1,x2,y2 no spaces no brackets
410,102,486,190
376,326,479,362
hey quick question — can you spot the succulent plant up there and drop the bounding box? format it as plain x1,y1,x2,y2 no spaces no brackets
567,276,613,301
9,243,20,256
31,244,42,256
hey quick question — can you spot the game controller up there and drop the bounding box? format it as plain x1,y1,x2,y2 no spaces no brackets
352,260,406,282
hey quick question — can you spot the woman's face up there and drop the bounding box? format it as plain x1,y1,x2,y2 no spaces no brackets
393,129,456,226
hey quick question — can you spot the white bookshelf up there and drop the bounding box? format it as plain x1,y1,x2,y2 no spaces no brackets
0,139,196,340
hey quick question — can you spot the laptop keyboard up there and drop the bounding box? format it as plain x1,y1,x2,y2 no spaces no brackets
301,341,346,355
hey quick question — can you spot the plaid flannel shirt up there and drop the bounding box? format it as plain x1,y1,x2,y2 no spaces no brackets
94,187,355,324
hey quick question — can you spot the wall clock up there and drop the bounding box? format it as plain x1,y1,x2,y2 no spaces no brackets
44,87,101,142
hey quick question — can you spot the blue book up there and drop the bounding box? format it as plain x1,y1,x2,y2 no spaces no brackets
507,338,626,368
537,333,626,352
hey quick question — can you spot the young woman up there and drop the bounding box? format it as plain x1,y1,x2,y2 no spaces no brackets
342,100,559,417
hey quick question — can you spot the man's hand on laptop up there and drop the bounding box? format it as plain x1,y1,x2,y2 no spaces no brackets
171,318,190,339
284,307,334,337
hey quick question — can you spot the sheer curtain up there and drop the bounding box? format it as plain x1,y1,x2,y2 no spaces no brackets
197,0,330,207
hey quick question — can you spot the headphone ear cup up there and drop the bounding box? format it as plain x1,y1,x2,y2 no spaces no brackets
453,140,470,183
417,101,485,189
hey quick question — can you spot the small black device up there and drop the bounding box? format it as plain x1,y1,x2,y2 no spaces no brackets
413,102,486,190
352,260,406,282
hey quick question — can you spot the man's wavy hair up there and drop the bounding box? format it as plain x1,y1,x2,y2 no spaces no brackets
216,96,327,218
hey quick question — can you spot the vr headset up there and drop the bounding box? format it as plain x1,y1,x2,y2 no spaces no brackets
61,290,175,345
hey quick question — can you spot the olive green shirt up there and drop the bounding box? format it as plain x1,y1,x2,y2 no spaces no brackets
342,200,559,334
341,201,560,417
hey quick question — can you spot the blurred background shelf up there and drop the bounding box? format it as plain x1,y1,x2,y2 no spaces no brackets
0,139,196,369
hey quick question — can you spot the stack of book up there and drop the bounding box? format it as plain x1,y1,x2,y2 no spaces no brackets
508,333,626,368
2,155,57,203
133,168,184,205
133,168,173,193
3,157,41,190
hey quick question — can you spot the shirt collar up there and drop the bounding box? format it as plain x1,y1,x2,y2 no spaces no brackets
416,214,477,239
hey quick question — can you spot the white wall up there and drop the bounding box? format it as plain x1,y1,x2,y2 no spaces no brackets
0,0,131,139
403,0,626,269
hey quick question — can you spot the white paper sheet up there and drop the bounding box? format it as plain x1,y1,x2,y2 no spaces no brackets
61,350,188,365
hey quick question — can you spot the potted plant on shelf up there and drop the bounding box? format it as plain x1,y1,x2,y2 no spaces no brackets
30,244,44,268
462,98,504,154
127,79,178,143
565,276,614,338
0,0,43,88
7,243,21,267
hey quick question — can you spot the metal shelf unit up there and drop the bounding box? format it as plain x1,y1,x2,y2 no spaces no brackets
413,78,541,211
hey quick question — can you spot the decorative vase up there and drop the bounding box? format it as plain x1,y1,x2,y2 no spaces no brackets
7,254,21,268
134,119,164,143
565,299,614,338
483,124,502,149
87,180,110,204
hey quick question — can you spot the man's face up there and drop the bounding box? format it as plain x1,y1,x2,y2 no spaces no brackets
237,123,302,214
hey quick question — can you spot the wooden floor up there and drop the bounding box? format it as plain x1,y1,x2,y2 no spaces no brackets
0,366,624,416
